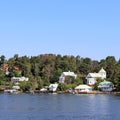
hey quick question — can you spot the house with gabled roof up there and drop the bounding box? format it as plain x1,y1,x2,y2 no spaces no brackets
49,83,58,92
86,68,106,85
59,71,77,83
75,84,92,93
98,80,114,92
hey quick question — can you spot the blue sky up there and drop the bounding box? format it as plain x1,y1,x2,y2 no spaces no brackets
0,0,120,61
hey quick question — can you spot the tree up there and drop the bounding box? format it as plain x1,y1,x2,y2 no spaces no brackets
94,78,102,90
57,83,67,91
114,63,120,90
0,55,6,65
14,54,19,61
99,59,107,69
50,68,62,83
91,60,99,72
37,76,43,89
19,81,31,92
114,73,120,91
79,57,92,75
105,56,116,81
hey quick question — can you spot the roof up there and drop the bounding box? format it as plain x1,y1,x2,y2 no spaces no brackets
62,71,76,76
99,80,113,86
12,86,20,90
75,85,92,89
49,83,58,91
49,83,58,88
40,88,47,92
99,67,106,73
11,77,29,81
87,73,101,78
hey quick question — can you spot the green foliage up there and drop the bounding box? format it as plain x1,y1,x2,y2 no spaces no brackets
73,78,83,85
57,83,68,91
14,70,22,77
0,55,6,65
105,56,116,80
114,63,120,90
19,81,32,92
36,76,44,89
0,80,7,85
50,68,62,83
43,79,50,86
1,54,120,91
94,78,102,90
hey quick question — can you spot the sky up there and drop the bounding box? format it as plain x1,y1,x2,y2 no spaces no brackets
0,0,120,61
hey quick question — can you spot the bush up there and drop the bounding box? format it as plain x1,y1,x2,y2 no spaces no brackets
57,83,67,91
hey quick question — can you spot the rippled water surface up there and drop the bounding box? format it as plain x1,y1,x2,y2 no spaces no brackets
0,93,120,120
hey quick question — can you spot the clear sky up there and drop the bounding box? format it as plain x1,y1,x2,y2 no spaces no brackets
0,0,120,61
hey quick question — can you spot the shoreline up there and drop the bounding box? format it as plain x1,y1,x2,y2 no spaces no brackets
26,90,120,95
1,89,120,95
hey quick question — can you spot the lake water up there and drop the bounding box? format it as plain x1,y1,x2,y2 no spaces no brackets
0,93,120,120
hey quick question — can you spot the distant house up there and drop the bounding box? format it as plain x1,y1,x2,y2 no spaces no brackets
12,85,20,90
75,85,92,93
49,83,58,92
40,88,48,92
86,68,106,85
98,80,114,92
11,77,29,83
4,85,20,94
59,71,77,83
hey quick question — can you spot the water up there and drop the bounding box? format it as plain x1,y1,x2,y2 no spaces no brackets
0,93,120,120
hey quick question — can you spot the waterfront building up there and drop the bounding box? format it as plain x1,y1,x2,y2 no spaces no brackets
75,85,92,93
11,77,29,83
86,68,106,85
98,80,114,92
59,71,77,83
49,83,58,92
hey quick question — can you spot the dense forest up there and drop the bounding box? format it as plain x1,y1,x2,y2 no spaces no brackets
0,54,120,91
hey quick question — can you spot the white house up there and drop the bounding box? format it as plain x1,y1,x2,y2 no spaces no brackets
98,68,106,79
40,88,48,92
75,85,92,93
86,68,106,85
59,71,77,83
49,83,58,92
11,77,29,83
12,85,20,90
98,80,114,92
4,86,20,94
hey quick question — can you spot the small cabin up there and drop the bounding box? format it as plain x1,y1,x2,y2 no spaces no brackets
75,85,92,93
98,80,114,92
49,83,58,92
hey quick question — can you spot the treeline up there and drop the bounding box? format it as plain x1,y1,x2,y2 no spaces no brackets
0,54,120,90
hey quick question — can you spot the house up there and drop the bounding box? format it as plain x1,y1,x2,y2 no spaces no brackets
40,88,48,92
59,71,77,83
12,85,20,90
49,83,58,92
86,68,106,85
75,85,92,93
11,77,29,83
4,86,20,94
98,80,114,92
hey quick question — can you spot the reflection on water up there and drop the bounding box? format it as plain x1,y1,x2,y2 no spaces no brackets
0,94,120,120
